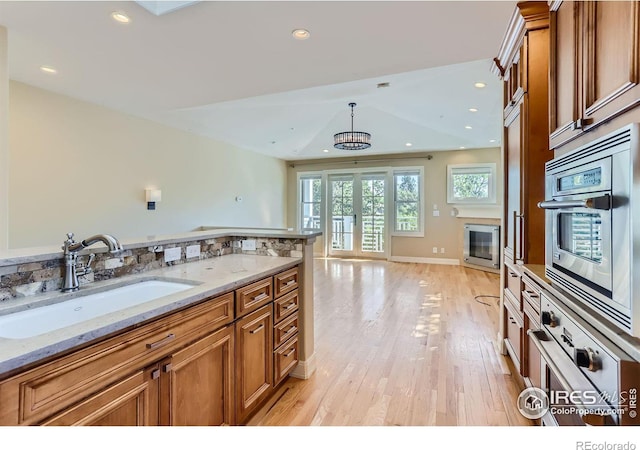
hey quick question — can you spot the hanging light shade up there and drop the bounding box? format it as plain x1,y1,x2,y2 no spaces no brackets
334,102,371,150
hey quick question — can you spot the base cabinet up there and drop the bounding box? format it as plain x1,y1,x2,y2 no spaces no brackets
41,369,159,426
0,265,301,426
235,304,273,424
161,325,234,426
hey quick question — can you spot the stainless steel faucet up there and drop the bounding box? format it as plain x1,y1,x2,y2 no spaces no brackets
61,232,124,292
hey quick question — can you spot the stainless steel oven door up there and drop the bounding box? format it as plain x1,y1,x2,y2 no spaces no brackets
546,198,612,294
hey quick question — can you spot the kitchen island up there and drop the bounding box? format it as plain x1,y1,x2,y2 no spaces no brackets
0,228,320,425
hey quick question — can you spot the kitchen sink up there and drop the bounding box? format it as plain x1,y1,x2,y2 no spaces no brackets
0,280,196,339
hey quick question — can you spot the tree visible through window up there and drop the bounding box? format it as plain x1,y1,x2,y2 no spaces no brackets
300,176,322,230
394,171,421,233
447,164,496,204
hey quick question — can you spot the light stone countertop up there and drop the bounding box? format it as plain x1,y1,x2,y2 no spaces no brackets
0,253,301,378
0,228,321,267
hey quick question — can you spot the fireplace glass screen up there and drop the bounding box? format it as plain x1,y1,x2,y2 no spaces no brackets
463,224,500,269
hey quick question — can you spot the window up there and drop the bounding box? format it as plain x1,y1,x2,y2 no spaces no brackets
393,169,423,236
299,175,322,230
447,163,496,204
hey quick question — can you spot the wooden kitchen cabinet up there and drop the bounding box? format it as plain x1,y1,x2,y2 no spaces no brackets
41,368,159,426
0,265,302,426
494,2,551,268
235,303,273,424
493,2,551,375
160,325,234,426
550,0,640,151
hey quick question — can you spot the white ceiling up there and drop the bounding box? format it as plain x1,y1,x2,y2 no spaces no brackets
0,1,515,160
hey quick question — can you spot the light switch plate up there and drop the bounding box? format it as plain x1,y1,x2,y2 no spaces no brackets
186,245,200,259
164,247,181,263
433,210,440,217
241,239,257,251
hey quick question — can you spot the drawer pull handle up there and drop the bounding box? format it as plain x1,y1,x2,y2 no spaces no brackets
287,325,296,333
509,273,518,278
250,324,265,334
252,293,269,302
284,348,296,357
525,291,539,298
283,303,296,310
146,333,176,350
163,363,172,373
284,279,296,287
151,369,160,380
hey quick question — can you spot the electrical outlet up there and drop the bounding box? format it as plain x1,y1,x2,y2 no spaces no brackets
440,248,445,254
241,239,257,251
432,247,438,254
186,245,200,259
433,210,440,217
164,247,181,263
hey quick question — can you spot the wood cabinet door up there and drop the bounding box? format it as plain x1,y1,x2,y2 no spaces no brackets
581,1,640,128
41,369,159,426
503,96,524,262
235,304,273,423
161,325,235,426
550,0,582,149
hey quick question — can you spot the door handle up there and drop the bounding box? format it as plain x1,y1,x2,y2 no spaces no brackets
537,195,611,211
353,214,357,225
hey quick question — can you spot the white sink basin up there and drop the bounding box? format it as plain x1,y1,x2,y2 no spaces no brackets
0,280,195,339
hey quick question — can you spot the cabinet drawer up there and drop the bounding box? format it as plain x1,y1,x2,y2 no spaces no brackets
236,278,273,318
273,335,298,386
504,297,523,371
0,292,234,426
273,289,299,324
503,288,522,317
522,278,541,315
274,312,298,350
274,267,299,298
505,264,522,308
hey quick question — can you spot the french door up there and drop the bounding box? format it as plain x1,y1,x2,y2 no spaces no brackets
328,172,388,258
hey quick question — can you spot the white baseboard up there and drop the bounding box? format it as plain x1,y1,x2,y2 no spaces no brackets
290,353,316,380
389,256,460,266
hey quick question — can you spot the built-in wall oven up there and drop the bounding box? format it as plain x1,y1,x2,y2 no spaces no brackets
527,292,639,426
538,123,640,337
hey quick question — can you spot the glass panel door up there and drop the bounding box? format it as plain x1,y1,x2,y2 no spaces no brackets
360,174,386,257
328,172,387,258
329,175,354,254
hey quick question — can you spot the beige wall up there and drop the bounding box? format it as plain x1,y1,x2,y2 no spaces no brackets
8,81,287,249
286,147,502,261
0,28,8,250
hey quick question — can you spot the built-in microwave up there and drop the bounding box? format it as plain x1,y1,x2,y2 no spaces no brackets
538,124,640,338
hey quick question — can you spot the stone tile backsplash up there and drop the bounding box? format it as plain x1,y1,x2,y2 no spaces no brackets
0,236,302,303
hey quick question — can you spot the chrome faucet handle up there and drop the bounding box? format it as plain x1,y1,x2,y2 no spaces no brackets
77,253,95,276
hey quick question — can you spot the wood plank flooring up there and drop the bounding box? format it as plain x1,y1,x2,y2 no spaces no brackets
250,258,533,426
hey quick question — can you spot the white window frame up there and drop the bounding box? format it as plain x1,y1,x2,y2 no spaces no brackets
446,163,497,204
297,172,324,231
391,167,424,237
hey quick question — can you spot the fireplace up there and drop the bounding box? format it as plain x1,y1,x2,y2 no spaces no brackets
463,223,500,269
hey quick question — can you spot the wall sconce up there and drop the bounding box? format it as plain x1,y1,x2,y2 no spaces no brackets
145,189,162,210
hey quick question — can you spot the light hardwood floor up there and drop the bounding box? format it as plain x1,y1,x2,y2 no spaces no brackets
250,258,533,426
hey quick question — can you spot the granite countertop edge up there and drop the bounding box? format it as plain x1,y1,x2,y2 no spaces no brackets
0,254,301,378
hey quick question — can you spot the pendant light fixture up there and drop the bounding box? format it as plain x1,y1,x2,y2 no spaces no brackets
333,102,371,150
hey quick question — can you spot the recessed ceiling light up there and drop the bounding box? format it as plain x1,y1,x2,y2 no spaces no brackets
40,65,57,74
489,139,497,143
323,149,329,153
474,82,486,88
405,142,413,147
292,29,310,40
111,11,131,23
459,146,466,149
469,108,478,112
465,125,473,130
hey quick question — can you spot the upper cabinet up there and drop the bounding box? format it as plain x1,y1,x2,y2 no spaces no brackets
493,1,551,266
550,0,640,151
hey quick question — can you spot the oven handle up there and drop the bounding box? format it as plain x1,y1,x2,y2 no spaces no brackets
537,195,611,211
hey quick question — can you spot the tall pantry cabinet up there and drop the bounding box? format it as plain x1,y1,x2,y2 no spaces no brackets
492,2,551,377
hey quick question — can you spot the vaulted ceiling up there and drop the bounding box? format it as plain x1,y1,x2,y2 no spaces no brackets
0,1,515,160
